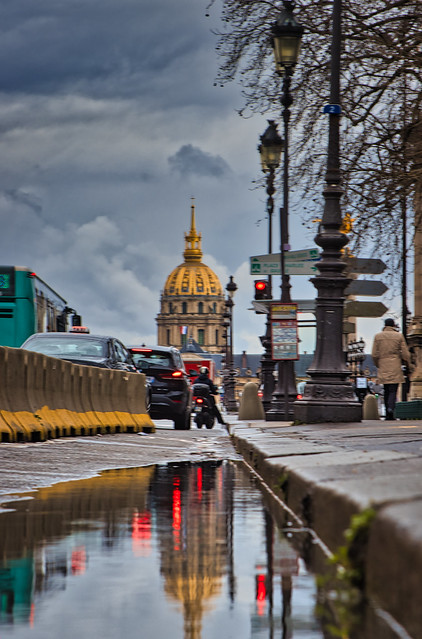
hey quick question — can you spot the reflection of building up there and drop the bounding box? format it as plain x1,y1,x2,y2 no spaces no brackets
156,201,226,353
151,462,232,639
0,467,154,626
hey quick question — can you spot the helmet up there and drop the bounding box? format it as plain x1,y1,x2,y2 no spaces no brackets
200,366,209,375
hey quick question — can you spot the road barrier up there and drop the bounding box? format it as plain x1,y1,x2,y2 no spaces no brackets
0,346,154,442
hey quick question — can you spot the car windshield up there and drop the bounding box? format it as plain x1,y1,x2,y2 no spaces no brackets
25,337,106,358
131,351,172,370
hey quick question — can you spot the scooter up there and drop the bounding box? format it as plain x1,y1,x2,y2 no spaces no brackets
192,383,215,429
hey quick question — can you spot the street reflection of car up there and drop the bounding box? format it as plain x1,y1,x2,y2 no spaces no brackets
21,332,139,373
129,345,192,430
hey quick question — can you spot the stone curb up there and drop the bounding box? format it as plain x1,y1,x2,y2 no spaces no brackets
229,418,422,637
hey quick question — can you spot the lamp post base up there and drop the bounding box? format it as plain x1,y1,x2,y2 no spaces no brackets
294,381,362,423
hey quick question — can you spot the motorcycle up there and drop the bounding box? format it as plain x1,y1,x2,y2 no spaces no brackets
192,383,215,429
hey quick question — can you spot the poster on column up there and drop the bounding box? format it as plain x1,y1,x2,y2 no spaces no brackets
271,303,299,360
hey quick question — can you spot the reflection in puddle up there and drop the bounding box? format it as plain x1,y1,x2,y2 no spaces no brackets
0,462,402,638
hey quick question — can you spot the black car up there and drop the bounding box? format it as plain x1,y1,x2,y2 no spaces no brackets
129,345,192,430
21,332,138,373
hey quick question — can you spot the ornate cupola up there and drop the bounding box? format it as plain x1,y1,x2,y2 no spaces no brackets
156,200,225,353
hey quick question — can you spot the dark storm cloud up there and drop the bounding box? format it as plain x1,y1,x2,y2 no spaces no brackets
0,0,215,102
168,144,231,178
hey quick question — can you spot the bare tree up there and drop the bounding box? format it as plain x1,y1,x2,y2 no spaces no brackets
207,0,422,285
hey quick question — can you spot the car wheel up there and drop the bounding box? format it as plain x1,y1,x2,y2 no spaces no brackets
174,410,191,430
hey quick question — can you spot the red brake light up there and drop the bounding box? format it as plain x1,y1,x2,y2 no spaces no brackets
297,394,303,400
172,370,183,378
131,348,152,353
196,397,204,404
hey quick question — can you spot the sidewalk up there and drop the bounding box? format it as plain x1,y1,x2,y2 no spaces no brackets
228,417,422,639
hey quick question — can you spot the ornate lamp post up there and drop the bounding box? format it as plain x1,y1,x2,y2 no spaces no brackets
225,276,238,412
258,121,283,411
294,0,361,422
266,0,303,421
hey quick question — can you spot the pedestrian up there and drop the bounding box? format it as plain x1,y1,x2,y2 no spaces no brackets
194,366,227,426
371,318,411,420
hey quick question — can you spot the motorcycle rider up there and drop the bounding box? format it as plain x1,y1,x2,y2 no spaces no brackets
194,366,227,426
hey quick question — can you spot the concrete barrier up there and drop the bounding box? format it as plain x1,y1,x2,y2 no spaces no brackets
362,393,380,419
0,346,155,442
238,382,266,420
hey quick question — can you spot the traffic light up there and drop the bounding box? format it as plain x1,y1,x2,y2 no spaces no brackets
254,279,270,300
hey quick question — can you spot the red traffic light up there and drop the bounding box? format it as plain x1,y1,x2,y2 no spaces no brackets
254,280,270,300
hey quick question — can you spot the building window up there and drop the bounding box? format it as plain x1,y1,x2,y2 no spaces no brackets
215,329,219,344
169,302,173,314
212,302,217,313
198,329,204,346
181,333,187,346
182,302,187,314
198,302,203,314
167,329,170,345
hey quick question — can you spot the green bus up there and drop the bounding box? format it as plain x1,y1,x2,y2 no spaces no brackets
0,266,68,347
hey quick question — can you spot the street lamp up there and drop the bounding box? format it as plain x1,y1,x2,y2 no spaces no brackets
258,121,283,411
294,0,361,423
266,0,303,421
225,276,238,412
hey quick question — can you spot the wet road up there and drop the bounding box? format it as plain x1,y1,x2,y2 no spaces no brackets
0,422,240,510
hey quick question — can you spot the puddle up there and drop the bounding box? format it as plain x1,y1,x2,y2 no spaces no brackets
0,461,407,638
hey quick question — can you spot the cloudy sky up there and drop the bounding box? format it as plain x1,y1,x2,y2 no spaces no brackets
0,0,393,354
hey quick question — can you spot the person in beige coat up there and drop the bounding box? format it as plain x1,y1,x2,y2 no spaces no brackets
371,318,411,419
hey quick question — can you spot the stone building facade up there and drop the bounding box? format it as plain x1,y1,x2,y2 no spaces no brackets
156,202,226,353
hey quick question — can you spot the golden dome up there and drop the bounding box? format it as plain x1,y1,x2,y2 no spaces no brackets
163,201,223,297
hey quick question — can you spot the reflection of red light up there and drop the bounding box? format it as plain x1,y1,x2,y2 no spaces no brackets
30,603,35,627
71,547,86,575
132,510,152,556
256,574,266,616
172,479,181,550
197,466,202,501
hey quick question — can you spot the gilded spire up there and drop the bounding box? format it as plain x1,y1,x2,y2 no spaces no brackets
183,198,202,262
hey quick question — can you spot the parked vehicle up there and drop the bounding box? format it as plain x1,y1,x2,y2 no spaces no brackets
129,345,192,430
192,383,215,429
21,332,138,373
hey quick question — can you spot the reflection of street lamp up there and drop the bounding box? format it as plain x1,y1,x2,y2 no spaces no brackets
258,121,283,411
294,0,361,422
266,0,303,421
225,276,238,412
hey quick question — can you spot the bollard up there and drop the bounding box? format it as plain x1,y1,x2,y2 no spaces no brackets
238,382,265,420
363,393,379,420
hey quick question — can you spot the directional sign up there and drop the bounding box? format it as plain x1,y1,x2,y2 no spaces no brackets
346,257,386,275
344,280,388,296
250,249,320,276
344,300,388,318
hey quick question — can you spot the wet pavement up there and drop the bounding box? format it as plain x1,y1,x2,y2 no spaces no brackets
1,417,422,637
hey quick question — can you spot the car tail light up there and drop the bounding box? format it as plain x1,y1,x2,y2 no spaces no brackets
297,394,303,400
161,370,184,379
131,348,153,353
196,397,204,404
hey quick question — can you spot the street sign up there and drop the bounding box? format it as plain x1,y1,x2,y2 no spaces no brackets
270,303,299,360
252,299,316,314
250,249,320,275
344,300,388,318
344,280,388,296
323,104,342,114
346,257,386,274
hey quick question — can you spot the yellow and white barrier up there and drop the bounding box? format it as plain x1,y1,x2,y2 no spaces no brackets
0,346,154,442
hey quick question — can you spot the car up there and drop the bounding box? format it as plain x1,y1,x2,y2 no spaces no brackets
21,332,139,373
128,345,192,430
